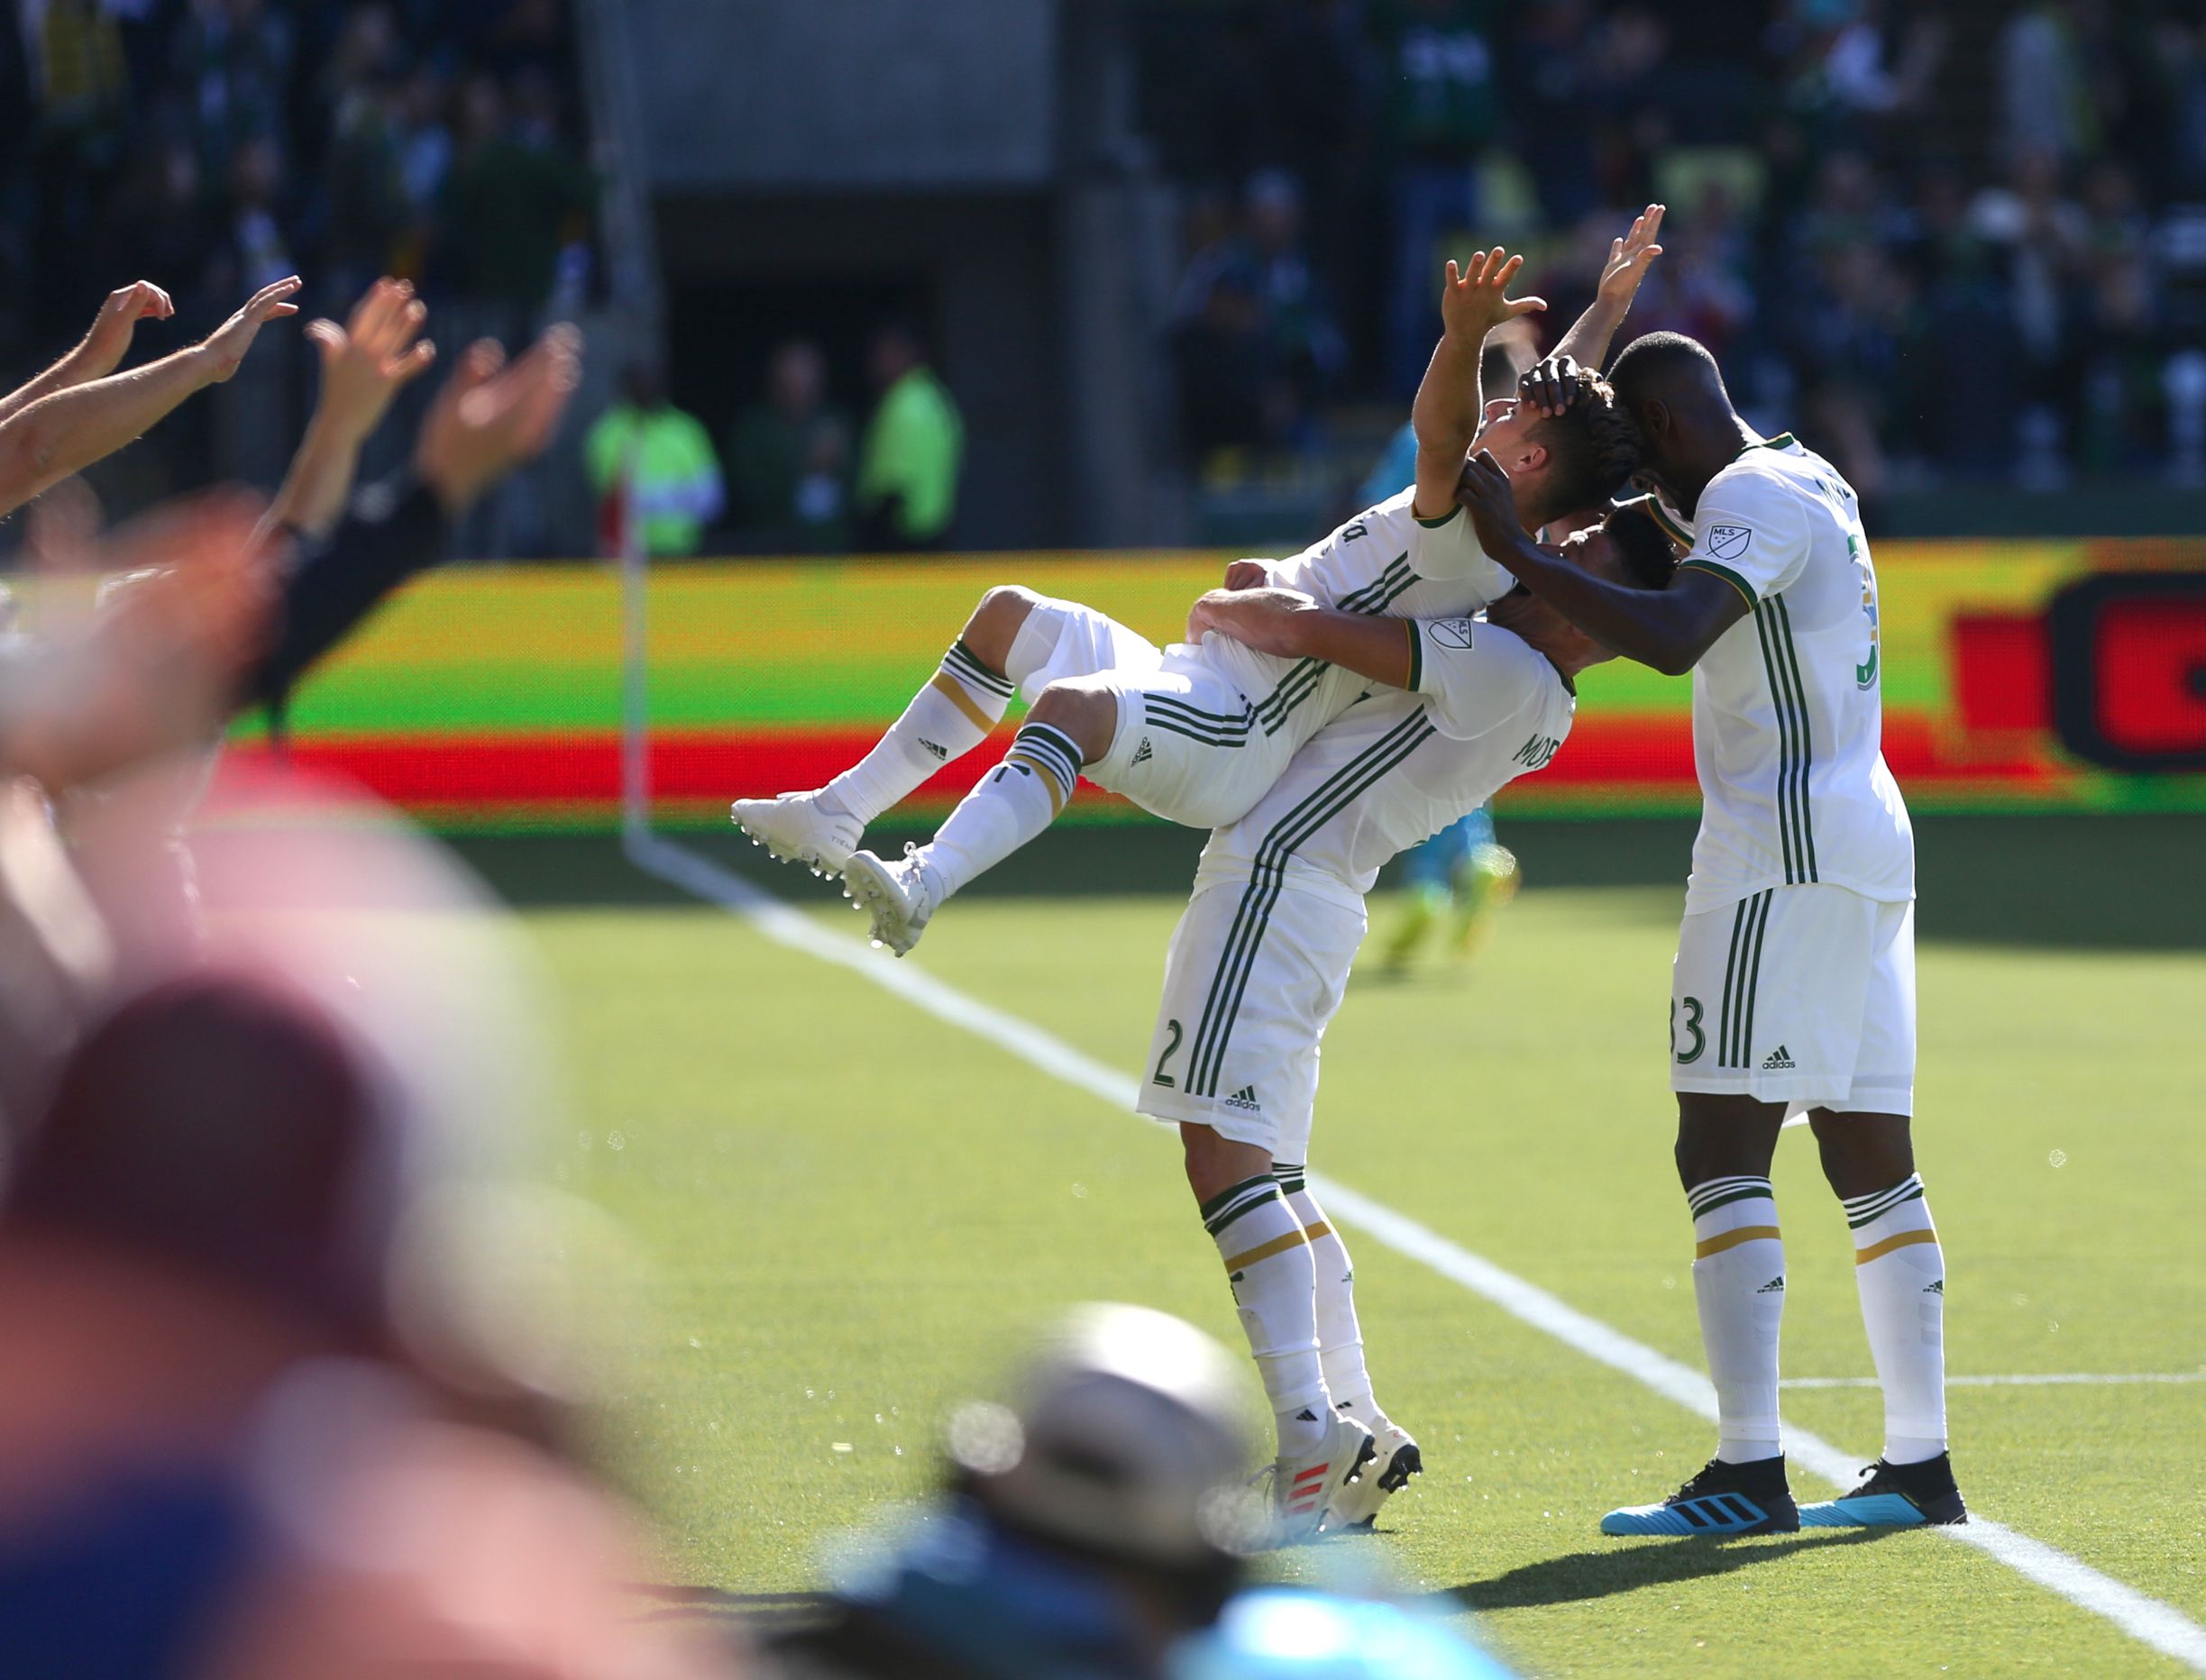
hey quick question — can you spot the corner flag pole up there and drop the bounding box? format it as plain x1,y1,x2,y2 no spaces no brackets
618,441,650,846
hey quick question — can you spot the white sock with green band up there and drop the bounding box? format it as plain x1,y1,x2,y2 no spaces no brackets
1687,1175,1786,1464
918,721,1083,899
1844,1173,1947,1465
1202,1173,1328,1456
821,639,1013,826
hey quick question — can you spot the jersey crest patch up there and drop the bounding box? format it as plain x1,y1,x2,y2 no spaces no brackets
1707,525,1753,562
1433,617,1476,649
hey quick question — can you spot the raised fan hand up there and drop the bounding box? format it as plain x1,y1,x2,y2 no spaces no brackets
79,281,177,379
197,276,304,384
304,278,439,448
1596,203,1666,311
415,324,585,515
1439,247,1547,345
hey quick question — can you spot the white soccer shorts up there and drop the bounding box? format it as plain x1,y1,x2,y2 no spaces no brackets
1135,877,1367,1161
1013,596,1354,831
1669,883,1916,1115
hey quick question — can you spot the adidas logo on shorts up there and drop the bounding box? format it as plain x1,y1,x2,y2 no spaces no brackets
1761,1045,1797,1070
918,738,949,761
1131,737,1154,766
1223,1086,1260,1112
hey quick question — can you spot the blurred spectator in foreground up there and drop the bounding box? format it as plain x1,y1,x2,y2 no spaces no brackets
854,325,963,552
0,799,740,1679
763,1302,1515,1680
586,362,724,557
728,340,850,553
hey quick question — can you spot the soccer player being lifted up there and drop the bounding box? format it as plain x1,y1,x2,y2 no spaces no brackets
1155,504,1677,1539
1456,333,1963,1535
729,214,1666,950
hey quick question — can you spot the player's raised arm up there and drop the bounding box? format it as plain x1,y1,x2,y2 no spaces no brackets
0,281,176,433
1521,205,1664,418
1454,450,1742,676
1409,248,1545,522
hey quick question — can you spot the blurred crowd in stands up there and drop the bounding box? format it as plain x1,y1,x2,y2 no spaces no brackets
1143,0,2206,507
0,0,596,544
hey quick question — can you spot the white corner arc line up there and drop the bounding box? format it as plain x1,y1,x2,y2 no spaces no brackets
627,832,2206,1675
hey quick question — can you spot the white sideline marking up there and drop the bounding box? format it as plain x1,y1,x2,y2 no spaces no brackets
628,831,2206,1675
1786,1372,2206,1390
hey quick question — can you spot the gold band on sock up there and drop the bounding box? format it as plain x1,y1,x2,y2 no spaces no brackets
1696,1224,1781,1259
1855,1228,1940,1265
1301,1220,1332,1243
1002,752,1067,816
930,671,997,734
1223,1228,1310,1273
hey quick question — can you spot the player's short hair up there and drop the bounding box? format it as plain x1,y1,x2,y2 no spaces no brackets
1601,503,1679,590
1607,331,1728,410
1530,371,1643,513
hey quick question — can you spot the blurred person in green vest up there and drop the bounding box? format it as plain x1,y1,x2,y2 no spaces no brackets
855,324,963,552
585,361,724,557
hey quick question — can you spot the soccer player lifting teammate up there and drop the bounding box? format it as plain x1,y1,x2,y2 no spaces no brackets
1455,332,1963,1535
728,214,1665,952
1155,502,1677,1538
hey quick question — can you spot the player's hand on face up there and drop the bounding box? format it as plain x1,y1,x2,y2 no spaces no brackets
1439,247,1546,345
305,278,437,447
1455,449,1524,555
1518,352,1584,420
1222,558,1272,591
196,276,304,384
1596,203,1665,309
82,280,175,376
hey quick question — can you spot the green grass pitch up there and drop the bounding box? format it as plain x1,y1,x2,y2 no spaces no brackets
461,816,2206,1677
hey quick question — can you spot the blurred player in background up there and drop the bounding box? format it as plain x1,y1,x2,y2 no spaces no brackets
1460,331,1963,1538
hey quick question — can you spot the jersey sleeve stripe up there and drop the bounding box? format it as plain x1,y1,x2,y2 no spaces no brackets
1405,621,1423,692
1644,498,1693,546
1680,557,1757,607
1769,598,1819,881
1414,507,1461,529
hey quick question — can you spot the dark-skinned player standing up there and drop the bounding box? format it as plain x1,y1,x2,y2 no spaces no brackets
1456,331,1964,1536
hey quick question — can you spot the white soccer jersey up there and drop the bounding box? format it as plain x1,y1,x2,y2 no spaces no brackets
1191,616,1575,914
1659,435,1914,914
1267,488,1517,622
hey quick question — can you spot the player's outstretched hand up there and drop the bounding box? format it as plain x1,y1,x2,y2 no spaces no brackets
1518,352,1587,420
415,324,584,516
79,280,177,379
1439,247,1545,345
1596,203,1665,312
195,276,304,385
1455,449,1525,559
305,278,437,448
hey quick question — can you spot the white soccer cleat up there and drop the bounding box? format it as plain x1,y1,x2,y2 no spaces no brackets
1266,1410,1376,1544
1321,1419,1422,1531
730,791,862,878
840,846,944,957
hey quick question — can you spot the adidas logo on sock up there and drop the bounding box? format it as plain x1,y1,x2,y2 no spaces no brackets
1130,737,1154,766
1761,1045,1797,1070
918,738,949,762
1297,1408,1320,1422
1923,1279,1945,1295
1224,1086,1260,1111
1756,1275,1786,1294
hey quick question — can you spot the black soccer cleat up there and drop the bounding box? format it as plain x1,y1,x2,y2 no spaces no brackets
1601,1453,1800,1537
1799,1453,1968,1528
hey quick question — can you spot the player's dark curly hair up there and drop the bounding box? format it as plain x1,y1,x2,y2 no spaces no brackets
1601,502,1680,590
1530,372,1643,515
